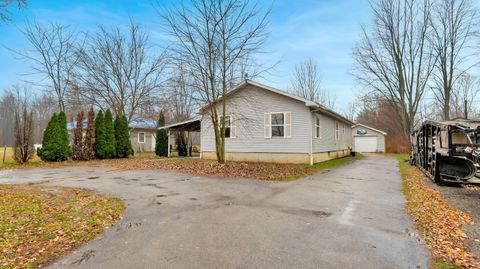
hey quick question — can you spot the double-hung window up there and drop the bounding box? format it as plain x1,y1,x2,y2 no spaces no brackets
271,113,285,137
138,132,145,143
264,112,291,138
315,116,321,138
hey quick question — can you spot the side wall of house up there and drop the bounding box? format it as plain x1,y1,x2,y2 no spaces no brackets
311,112,352,153
352,126,386,152
311,112,352,163
200,85,312,159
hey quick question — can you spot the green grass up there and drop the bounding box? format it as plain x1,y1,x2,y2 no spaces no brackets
0,185,124,268
283,153,364,180
436,261,464,269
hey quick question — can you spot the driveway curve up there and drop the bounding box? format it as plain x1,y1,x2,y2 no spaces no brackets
2,155,429,269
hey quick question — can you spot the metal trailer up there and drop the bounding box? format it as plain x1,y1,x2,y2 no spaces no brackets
411,119,480,184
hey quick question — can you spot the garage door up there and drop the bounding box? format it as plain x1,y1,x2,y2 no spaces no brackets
354,136,378,152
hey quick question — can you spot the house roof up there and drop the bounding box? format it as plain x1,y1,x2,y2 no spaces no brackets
129,118,157,130
199,79,354,125
352,123,387,135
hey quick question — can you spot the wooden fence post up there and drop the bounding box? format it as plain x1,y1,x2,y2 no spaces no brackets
2,146,6,164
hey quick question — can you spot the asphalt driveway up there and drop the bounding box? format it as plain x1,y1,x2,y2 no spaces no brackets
2,155,429,269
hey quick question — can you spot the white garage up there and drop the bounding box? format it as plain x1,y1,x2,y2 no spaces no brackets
352,124,387,153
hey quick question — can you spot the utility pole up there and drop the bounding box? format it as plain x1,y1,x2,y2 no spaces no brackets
464,100,468,119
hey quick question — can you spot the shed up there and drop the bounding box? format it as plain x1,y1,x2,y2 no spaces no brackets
352,124,387,153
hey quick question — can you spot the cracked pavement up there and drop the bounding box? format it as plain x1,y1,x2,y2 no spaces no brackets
2,155,429,269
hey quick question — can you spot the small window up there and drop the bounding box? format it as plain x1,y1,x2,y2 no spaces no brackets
271,113,285,137
342,124,345,134
138,132,145,143
335,122,339,141
221,115,231,138
315,116,321,138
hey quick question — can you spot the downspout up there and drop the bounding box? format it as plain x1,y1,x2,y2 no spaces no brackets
167,129,171,157
309,110,313,165
199,119,203,159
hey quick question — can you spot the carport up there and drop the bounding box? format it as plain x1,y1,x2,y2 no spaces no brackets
159,119,201,157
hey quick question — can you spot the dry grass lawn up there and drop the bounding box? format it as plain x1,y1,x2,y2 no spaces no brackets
0,185,125,268
102,154,362,180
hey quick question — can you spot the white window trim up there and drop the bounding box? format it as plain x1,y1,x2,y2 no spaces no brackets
315,116,321,139
138,132,146,143
270,112,286,138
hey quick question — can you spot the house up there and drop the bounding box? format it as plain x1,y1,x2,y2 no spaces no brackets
352,124,387,153
129,119,157,153
161,80,354,164
67,118,157,153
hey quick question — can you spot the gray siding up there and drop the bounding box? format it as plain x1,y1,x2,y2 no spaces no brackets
130,129,156,152
352,126,386,152
311,112,352,153
201,85,312,154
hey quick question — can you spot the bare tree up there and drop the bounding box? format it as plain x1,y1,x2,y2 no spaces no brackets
344,101,358,122
75,22,167,123
431,0,477,120
31,91,56,143
450,73,479,118
356,94,410,153
11,85,35,163
352,0,436,142
167,62,198,122
291,58,335,108
0,90,16,146
161,0,270,162
72,110,85,160
17,22,80,111
0,0,26,22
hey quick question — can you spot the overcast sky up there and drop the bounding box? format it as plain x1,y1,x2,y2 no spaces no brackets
0,0,372,113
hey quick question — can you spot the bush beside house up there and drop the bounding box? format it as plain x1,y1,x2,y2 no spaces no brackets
94,110,107,159
103,109,117,158
155,111,168,157
84,108,96,160
38,108,139,162
114,114,133,158
37,111,72,162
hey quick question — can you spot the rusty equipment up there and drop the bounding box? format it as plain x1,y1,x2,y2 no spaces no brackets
411,119,480,184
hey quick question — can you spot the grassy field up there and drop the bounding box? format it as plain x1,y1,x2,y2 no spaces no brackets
394,154,476,269
0,147,41,168
0,185,124,268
